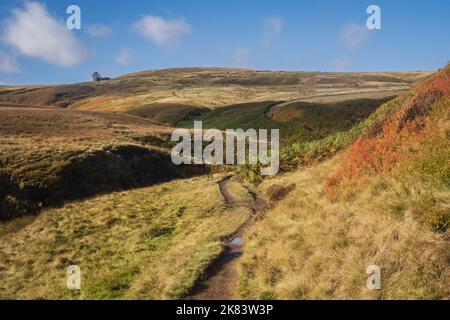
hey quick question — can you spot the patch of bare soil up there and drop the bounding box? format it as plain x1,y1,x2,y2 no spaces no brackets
266,183,296,202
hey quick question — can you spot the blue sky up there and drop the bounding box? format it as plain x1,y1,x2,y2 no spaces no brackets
0,0,449,85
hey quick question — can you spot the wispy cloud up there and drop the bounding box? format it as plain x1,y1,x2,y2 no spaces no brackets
115,48,132,66
340,23,370,48
85,23,112,38
329,58,350,71
133,15,191,48
231,48,250,67
0,81,7,85
0,51,20,73
263,16,283,46
2,1,86,67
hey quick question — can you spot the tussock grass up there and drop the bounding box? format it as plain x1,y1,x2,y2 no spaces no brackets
239,159,449,299
239,66,450,300
1,68,428,120
0,107,203,219
0,67,442,301
0,176,251,299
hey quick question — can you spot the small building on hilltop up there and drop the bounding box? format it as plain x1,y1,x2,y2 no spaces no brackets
92,72,101,81
92,72,111,82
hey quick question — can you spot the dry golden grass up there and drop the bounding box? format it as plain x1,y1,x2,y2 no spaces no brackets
238,157,449,300
0,67,444,301
0,175,251,299
0,68,431,118
0,107,194,219
69,70,429,114
0,106,171,138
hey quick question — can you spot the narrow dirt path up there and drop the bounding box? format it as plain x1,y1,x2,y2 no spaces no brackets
184,177,266,300
218,176,236,205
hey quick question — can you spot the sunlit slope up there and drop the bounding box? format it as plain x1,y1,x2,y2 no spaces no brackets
0,68,430,115
326,64,450,198
0,176,251,299
239,65,450,300
179,97,394,147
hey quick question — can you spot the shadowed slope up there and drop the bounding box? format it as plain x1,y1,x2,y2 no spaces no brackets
0,107,205,220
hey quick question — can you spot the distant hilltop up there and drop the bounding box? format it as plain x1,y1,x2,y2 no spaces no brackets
0,67,432,111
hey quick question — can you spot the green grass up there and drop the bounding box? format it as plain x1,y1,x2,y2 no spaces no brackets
271,97,392,136
0,67,441,301
179,101,321,146
188,96,400,180
179,98,389,148
0,176,251,299
279,94,412,171
125,102,208,126
179,98,395,159
178,97,397,183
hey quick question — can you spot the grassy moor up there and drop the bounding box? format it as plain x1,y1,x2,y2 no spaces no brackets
1,65,448,300
0,1,448,303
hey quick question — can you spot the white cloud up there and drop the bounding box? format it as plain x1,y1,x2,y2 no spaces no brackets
133,15,191,48
0,81,6,85
231,48,250,68
2,1,86,67
0,51,20,73
340,23,370,48
263,16,283,46
329,58,350,71
85,23,112,37
115,48,132,66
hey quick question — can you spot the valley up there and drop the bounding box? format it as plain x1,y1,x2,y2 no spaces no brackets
0,66,448,300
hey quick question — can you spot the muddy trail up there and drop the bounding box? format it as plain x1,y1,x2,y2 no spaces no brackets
185,176,266,300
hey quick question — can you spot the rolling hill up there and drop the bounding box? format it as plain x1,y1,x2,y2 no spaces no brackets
0,68,430,120
0,66,447,300
238,64,450,299
0,106,204,220
0,68,429,219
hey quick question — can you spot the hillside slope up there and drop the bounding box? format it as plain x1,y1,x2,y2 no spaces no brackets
238,65,449,299
0,66,445,300
326,65,450,198
0,68,430,122
0,107,204,220
0,176,252,299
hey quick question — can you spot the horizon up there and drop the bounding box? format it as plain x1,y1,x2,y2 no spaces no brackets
0,65,439,87
0,0,449,85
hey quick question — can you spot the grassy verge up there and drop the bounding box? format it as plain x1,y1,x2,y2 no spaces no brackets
238,67,449,300
238,158,449,299
0,176,251,299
